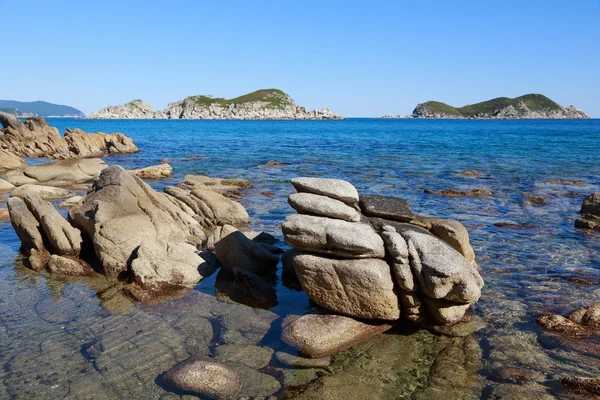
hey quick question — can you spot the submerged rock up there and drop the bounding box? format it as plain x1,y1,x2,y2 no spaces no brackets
561,376,600,395
431,188,493,197
274,350,331,369
214,344,274,369
281,314,393,358
162,357,242,399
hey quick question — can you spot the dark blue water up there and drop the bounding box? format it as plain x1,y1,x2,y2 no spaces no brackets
1,118,599,398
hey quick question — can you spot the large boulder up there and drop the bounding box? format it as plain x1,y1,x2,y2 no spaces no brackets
282,214,385,258
164,186,250,228
359,194,415,222
399,227,483,304
130,240,208,291
10,184,74,200
162,357,242,399
428,218,475,262
0,178,15,192
23,194,82,257
69,166,206,276
291,177,359,207
215,230,280,274
281,314,393,358
288,192,361,222
292,253,400,320
7,197,47,258
20,158,107,187
64,128,139,157
0,149,27,171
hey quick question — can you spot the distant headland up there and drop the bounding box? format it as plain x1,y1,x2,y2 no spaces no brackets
379,94,590,119
0,100,85,118
89,89,343,120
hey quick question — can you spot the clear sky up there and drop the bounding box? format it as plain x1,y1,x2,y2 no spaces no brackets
1,0,599,117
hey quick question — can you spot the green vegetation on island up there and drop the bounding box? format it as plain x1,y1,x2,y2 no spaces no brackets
409,94,587,119
186,89,292,109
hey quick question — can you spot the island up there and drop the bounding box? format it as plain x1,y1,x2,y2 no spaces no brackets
89,89,343,120
0,100,85,118
379,94,589,119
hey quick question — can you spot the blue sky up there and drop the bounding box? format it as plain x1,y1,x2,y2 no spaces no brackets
1,0,599,117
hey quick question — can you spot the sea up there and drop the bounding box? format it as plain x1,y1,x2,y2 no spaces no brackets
1,118,599,399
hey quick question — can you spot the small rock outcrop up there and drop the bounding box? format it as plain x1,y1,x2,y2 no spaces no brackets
0,112,138,159
129,163,173,179
89,89,343,120
282,177,484,339
0,149,27,170
537,303,600,337
575,192,600,230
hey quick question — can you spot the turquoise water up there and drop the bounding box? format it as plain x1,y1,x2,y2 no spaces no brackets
1,118,600,399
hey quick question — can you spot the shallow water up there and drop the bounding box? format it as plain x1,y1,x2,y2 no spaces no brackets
1,118,600,399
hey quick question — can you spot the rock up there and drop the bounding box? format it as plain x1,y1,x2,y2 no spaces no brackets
262,160,288,167
291,177,359,206
162,357,242,399
88,99,158,119
428,218,475,262
522,192,547,205
0,114,138,159
282,214,385,259
58,195,84,208
129,163,173,179
178,174,252,192
581,192,600,216
460,170,481,178
568,308,589,324
0,149,27,170
213,344,274,369
0,178,16,192
432,189,493,197
581,304,600,327
230,267,278,309
281,314,393,358
536,314,594,336
274,351,331,369
164,186,250,228
215,231,280,274
428,315,487,337
288,192,361,222
423,298,472,326
130,240,206,291
21,158,107,186
379,227,414,291
0,206,9,221
575,215,600,230
400,228,483,304
69,166,206,276
23,194,82,257
292,253,400,320
561,376,600,395
359,194,415,222
10,184,74,200
3,171,38,186
46,255,94,276
6,197,47,256
228,363,281,398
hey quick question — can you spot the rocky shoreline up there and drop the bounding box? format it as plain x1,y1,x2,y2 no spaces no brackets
89,89,343,120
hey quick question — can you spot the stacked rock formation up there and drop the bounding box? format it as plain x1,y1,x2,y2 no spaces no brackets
575,192,600,230
7,165,268,297
282,177,484,334
0,112,138,160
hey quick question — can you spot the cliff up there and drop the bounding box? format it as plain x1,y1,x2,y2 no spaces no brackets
381,94,589,119
89,89,343,120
